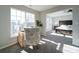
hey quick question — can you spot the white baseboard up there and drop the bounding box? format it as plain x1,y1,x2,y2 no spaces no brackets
0,41,17,50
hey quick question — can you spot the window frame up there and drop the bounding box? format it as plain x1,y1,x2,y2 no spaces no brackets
11,8,36,37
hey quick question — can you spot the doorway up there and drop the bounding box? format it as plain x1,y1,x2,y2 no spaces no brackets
46,8,73,38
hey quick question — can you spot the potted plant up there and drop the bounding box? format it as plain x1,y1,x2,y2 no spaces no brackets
36,20,43,27
36,20,43,35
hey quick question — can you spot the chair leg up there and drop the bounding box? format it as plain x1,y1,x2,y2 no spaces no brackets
33,45,39,49
17,35,25,48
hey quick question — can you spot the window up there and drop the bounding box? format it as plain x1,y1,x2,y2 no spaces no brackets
25,12,35,27
11,8,35,37
11,8,25,37
46,16,53,32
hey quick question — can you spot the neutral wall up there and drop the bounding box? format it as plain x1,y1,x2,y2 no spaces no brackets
53,15,72,21
0,6,10,48
40,5,74,35
46,16,53,32
73,7,79,46
40,5,79,46
52,15,72,26
0,5,40,49
46,15,73,32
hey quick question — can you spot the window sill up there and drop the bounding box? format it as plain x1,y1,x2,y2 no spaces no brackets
11,33,18,38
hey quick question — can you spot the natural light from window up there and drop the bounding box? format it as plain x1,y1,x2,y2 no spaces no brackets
11,8,35,37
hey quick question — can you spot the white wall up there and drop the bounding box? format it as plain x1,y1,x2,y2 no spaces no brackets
46,15,73,32
0,5,40,49
53,15,72,21
52,15,72,26
40,5,79,46
73,7,79,46
0,6,10,48
40,5,73,35
46,16,53,32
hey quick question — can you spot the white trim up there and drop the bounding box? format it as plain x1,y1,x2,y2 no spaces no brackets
0,41,17,50
11,33,18,38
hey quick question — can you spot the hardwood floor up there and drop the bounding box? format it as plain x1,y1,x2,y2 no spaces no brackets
0,34,74,53
0,42,61,53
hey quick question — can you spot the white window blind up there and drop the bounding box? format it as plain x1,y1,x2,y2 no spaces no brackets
11,8,35,37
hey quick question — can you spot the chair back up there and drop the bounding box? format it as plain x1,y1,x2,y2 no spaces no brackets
24,28,40,45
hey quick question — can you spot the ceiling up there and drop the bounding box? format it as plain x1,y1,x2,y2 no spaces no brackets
25,5,58,12
47,9,72,17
